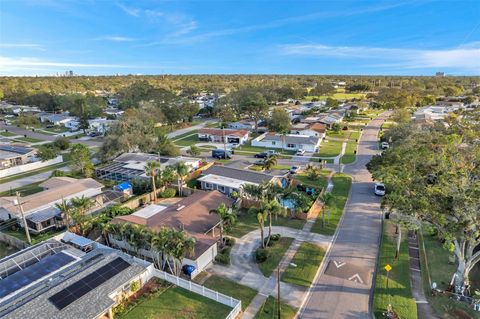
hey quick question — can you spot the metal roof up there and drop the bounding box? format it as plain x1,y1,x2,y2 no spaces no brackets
0,145,34,155
25,207,61,223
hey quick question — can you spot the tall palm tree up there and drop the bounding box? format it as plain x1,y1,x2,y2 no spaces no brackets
264,199,285,247
210,203,237,247
174,161,189,196
319,192,334,227
69,196,95,236
55,198,73,230
242,183,264,201
249,206,268,248
145,161,161,202
262,154,278,171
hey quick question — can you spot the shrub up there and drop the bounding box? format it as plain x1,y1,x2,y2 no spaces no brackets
256,248,269,263
130,280,140,292
224,237,236,247
160,188,176,198
270,234,281,241
53,136,70,150
215,253,230,265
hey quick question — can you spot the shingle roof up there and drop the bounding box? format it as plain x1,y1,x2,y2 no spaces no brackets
198,128,249,137
1,178,104,215
202,165,275,184
112,190,233,257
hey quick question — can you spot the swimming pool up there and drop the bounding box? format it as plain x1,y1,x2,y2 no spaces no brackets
280,198,296,210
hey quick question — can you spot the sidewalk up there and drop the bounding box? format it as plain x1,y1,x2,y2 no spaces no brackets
408,231,440,319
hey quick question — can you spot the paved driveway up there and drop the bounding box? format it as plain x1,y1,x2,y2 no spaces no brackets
299,112,391,319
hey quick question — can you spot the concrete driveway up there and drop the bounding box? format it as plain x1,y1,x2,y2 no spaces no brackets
298,112,391,319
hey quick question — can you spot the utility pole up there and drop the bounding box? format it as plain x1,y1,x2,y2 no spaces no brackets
15,192,31,245
223,126,227,156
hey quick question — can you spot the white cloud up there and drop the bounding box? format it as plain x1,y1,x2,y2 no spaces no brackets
117,3,141,17
0,56,137,71
0,43,46,51
279,43,480,72
97,36,136,42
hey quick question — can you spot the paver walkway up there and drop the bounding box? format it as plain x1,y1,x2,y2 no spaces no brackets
408,231,440,319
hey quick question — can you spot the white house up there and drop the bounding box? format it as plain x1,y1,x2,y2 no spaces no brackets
252,133,321,152
227,121,255,131
290,122,326,138
198,128,249,145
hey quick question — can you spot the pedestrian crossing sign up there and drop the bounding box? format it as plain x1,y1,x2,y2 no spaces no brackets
384,264,392,272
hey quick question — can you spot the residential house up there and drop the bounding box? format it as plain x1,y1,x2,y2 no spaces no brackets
112,190,233,272
198,128,249,145
317,113,343,128
39,114,78,127
0,177,105,233
104,108,124,118
88,118,117,134
290,122,326,138
0,145,36,169
95,153,201,183
198,165,286,196
252,133,321,152
413,105,453,122
0,233,150,319
227,121,255,131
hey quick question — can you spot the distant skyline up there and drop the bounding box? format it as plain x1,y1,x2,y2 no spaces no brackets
1,0,480,76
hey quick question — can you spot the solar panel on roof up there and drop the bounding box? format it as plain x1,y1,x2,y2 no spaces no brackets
0,252,75,299
48,257,130,310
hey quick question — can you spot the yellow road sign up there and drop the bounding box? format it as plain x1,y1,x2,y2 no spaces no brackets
384,264,392,272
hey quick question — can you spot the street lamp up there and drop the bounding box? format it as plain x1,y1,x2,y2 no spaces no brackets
277,262,297,319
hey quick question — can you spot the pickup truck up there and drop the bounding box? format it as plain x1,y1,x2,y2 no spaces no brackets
254,150,277,158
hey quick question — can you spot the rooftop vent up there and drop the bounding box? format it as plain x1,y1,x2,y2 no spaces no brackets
176,205,185,211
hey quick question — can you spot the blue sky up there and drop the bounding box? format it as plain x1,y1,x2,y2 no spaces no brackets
1,0,479,76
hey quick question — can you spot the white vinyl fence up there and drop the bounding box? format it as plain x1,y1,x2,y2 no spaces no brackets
151,268,242,319
0,155,63,178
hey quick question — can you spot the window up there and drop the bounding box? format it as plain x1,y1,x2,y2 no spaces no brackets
272,141,276,145
287,143,295,148
204,183,212,189
219,186,225,192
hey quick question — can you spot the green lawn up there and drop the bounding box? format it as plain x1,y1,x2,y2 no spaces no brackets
227,211,305,238
381,122,396,130
373,222,417,319
0,131,16,137
202,275,257,310
2,228,65,245
119,284,231,319
419,229,480,318
42,126,70,134
294,170,330,190
172,129,199,141
0,182,44,196
173,134,199,147
14,136,43,143
316,139,343,158
341,141,357,164
311,174,352,235
326,130,349,139
282,242,325,287
348,130,361,141
0,243,18,259
254,296,297,319
257,237,294,277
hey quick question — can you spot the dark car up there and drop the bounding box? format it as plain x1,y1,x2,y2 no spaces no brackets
212,149,232,159
254,152,268,158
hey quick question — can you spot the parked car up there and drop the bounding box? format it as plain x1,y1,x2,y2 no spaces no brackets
381,142,390,150
295,149,306,156
254,150,277,158
374,182,386,196
254,160,265,166
212,149,232,159
289,166,299,174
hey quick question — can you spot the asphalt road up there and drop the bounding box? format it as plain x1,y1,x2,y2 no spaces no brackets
0,123,102,148
298,112,390,319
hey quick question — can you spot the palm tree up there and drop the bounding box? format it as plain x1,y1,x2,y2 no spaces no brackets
210,203,237,247
249,206,268,248
319,192,334,227
242,183,264,201
174,161,189,196
262,154,278,171
55,198,73,230
145,161,161,202
69,196,95,236
264,199,285,246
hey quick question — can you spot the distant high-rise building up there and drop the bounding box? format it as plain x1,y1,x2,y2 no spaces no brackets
436,71,445,77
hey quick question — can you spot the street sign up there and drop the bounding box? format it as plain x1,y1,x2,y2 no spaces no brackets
384,264,392,272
